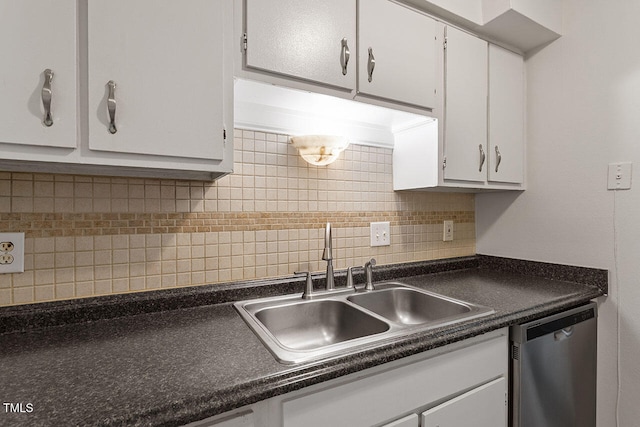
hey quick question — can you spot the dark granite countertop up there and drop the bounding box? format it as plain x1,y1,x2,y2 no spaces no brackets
0,256,606,427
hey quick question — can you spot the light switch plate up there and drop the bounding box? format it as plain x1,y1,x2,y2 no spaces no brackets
0,232,25,274
370,222,391,247
608,162,632,190
443,221,454,242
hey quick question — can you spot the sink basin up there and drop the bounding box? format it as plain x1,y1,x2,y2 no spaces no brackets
347,288,471,326
234,282,494,364
254,300,389,351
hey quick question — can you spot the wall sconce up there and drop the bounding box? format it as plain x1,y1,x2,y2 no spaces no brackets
289,135,350,166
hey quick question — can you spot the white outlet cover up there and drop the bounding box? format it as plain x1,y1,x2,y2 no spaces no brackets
0,232,25,274
370,222,391,247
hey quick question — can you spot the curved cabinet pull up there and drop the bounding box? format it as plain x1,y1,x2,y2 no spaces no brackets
479,144,486,172
495,145,502,173
107,80,117,134
42,69,54,127
367,47,376,83
340,38,350,76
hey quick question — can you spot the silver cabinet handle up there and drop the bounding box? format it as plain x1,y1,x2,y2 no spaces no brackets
42,69,54,127
107,80,117,134
340,38,350,76
495,145,502,173
367,47,376,82
479,144,486,172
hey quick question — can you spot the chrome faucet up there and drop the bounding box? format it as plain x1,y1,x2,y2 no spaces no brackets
364,258,376,291
322,222,335,290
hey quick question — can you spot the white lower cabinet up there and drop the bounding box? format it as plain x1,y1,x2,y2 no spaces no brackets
193,329,508,427
281,328,507,427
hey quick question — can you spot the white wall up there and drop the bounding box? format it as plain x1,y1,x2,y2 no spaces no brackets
476,0,640,425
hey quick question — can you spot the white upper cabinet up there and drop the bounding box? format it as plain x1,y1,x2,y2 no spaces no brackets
488,44,524,184
442,25,488,183
357,0,437,109
87,0,226,162
0,0,233,180
239,0,437,115
0,0,77,149
244,0,356,90
393,25,524,192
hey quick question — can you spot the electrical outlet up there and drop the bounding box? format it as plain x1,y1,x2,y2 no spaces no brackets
0,241,14,252
0,232,25,274
370,222,391,247
0,254,14,264
443,221,454,242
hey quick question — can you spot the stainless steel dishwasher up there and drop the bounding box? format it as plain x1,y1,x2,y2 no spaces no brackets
510,302,597,427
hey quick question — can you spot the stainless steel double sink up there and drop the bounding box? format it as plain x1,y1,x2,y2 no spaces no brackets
234,282,494,364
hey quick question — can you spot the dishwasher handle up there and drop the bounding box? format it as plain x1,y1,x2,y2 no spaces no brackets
554,326,574,341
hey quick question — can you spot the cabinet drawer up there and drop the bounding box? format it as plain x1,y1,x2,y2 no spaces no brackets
422,377,507,427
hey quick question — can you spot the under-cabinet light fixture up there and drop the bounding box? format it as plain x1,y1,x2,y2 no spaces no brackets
289,135,350,166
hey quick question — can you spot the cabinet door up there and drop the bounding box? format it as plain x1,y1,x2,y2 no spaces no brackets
0,0,77,148
358,0,436,109
488,44,524,184
87,0,226,161
421,377,506,427
443,26,488,183
244,0,356,90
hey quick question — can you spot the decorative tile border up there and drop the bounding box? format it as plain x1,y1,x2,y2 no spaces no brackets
0,211,475,237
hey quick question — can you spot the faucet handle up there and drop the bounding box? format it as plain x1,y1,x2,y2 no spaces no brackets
322,222,332,261
346,266,361,289
364,258,377,291
295,271,315,300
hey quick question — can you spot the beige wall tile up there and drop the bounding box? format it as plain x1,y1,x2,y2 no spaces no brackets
0,289,11,305
0,130,475,306
35,285,55,302
76,282,94,297
13,287,34,304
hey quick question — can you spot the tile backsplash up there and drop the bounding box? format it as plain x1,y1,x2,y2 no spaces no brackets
0,130,475,306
